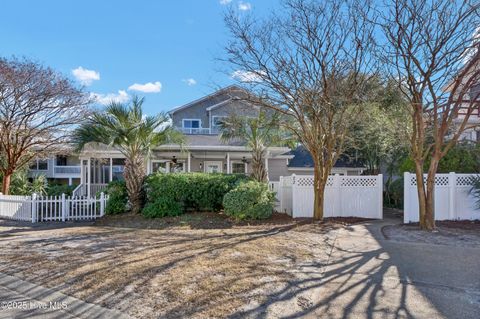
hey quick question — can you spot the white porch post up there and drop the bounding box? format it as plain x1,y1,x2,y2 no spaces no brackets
80,158,84,184
146,158,151,175
109,158,113,182
187,152,191,172
265,152,269,181
226,153,230,174
87,157,91,198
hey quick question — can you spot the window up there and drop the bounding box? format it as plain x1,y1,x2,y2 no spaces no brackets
30,159,48,171
152,161,167,173
56,155,67,166
183,119,201,129
204,161,223,173
151,160,185,174
170,162,185,173
232,162,246,174
212,116,226,130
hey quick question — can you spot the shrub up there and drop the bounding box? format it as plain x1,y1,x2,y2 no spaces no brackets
384,177,403,209
47,184,76,196
142,173,248,217
142,195,183,218
223,181,275,220
105,181,128,214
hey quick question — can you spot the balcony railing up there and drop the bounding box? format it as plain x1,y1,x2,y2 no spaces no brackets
179,127,221,135
54,165,81,175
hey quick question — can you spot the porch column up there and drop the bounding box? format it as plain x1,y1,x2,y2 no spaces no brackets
87,157,91,198
226,153,230,174
80,158,84,184
265,152,269,181
109,158,113,182
187,152,191,172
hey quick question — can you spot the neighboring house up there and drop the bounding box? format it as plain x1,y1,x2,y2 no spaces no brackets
286,146,364,176
28,85,364,196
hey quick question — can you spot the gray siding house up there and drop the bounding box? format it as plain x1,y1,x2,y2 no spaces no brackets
28,85,364,195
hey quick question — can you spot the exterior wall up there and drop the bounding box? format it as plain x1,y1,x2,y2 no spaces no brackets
267,158,290,181
171,92,230,129
210,100,260,129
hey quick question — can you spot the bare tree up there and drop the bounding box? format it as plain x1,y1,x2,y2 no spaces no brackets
0,58,90,194
378,0,480,230
223,0,376,219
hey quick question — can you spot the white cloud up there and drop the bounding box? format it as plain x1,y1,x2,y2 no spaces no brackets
182,78,197,86
90,90,129,105
220,0,232,4
238,1,251,11
231,70,263,82
72,67,100,86
128,81,162,93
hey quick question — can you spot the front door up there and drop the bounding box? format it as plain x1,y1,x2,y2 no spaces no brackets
204,161,223,173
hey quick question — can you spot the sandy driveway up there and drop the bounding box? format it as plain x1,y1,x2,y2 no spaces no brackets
0,212,479,318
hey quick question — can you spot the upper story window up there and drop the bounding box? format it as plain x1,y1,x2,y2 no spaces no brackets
183,119,201,129
212,116,226,133
29,159,48,171
56,155,67,166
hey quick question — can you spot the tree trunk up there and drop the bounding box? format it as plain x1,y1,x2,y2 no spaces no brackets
1,172,12,195
251,147,267,182
313,164,327,220
413,158,437,230
422,156,440,230
124,154,145,214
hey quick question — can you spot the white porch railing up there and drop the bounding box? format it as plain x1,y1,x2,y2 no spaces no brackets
72,184,108,197
0,193,107,223
54,165,81,175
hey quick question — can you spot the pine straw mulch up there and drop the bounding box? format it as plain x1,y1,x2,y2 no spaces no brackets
0,212,367,319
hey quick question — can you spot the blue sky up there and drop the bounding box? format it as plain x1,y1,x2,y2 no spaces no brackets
0,0,277,114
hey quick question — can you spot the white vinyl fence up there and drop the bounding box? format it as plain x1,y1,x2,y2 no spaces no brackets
403,172,480,223
0,193,107,223
273,174,383,219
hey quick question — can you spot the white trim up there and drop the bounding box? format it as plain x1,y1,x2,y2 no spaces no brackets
204,161,223,173
206,99,232,111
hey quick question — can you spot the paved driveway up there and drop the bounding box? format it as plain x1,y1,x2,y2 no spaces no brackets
0,212,479,318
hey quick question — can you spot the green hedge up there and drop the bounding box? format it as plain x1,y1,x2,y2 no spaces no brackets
105,181,128,214
143,173,248,218
223,181,275,220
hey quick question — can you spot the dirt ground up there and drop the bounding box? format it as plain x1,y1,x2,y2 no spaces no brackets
382,219,480,248
0,213,354,319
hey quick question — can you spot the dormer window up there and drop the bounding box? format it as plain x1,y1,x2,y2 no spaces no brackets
183,119,201,129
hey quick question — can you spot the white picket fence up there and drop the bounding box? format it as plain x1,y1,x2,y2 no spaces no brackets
403,172,480,223
0,193,107,223
273,174,383,219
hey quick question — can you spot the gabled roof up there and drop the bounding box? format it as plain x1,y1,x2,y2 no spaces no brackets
168,85,247,115
286,146,364,169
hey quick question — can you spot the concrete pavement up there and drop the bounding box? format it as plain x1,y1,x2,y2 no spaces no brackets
0,272,131,319
242,212,480,318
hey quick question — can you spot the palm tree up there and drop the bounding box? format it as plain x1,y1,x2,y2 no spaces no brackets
219,110,292,182
73,96,184,214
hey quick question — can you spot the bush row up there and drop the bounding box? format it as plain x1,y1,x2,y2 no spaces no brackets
105,173,275,220
142,173,249,218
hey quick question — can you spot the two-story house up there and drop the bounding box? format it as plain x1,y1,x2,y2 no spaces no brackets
28,85,364,197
